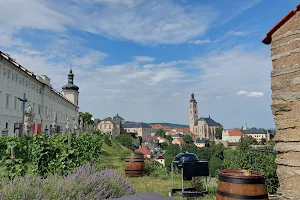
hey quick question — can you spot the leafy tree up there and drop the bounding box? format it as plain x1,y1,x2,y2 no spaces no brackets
237,135,258,151
164,144,181,171
103,135,112,146
165,135,173,143
215,127,223,140
155,128,166,137
79,112,94,125
115,134,133,150
183,135,193,144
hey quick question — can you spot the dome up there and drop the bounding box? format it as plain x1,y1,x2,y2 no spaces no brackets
62,83,79,91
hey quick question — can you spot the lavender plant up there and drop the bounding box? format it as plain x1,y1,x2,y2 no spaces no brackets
0,165,136,200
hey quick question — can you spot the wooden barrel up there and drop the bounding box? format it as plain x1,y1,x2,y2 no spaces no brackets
124,153,144,177
216,169,268,200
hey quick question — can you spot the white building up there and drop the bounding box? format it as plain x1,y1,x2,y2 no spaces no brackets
0,51,79,136
222,129,242,143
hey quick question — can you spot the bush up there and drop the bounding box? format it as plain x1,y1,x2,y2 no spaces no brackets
115,134,133,150
0,133,102,178
0,165,136,200
103,135,112,146
144,160,169,180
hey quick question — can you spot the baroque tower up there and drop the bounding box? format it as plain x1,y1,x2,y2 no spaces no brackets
61,69,79,106
189,93,198,133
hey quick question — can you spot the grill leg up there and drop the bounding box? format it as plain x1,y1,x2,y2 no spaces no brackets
181,168,184,194
171,164,174,190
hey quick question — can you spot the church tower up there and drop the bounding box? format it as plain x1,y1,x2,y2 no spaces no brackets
189,93,198,133
61,69,79,106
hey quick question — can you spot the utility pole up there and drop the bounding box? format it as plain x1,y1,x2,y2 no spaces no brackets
18,93,27,137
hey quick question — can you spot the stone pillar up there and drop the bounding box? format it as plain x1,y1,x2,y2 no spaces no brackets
265,9,300,199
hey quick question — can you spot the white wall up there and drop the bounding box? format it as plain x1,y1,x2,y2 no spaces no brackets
222,130,241,143
0,55,79,136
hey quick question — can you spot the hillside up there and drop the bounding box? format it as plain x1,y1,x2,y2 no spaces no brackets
148,122,189,129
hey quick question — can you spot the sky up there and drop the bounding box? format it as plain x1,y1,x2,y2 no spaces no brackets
0,0,298,129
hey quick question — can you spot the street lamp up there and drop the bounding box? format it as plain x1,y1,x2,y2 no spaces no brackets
18,93,27,137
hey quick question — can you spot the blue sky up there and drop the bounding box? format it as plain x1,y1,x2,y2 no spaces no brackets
0,0,298,129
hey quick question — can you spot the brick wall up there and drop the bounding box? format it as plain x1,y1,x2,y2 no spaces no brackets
269,11,300,200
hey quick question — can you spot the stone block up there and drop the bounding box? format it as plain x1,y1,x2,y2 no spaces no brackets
272,32,300,50
272,92,300,101
272,52,300,69
271,64,300,77
274,129,300,142
271,103,292,115
275,142,300,152
276,152,300,167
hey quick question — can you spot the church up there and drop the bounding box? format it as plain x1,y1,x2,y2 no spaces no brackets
189,93,222,140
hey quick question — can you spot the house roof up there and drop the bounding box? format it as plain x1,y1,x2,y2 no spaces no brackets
227,129,242,136
136,146,151,155
196,117,222,127
241,129,267,135
172,133,183,137
262,4,300,44
177,137,185,145
113,114,124,120
157,156,164,159
152,124,165,129
122,122,151,128
195,138,207,143
0,51,79,108
152,136,159,141
175,128,191,133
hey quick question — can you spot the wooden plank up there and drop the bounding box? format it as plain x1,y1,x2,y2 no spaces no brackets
112,192,174,200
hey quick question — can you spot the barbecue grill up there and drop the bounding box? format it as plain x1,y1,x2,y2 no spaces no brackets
169,152,209,198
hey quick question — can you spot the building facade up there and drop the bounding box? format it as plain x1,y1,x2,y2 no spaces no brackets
96,114,153,142
0,51,79,136
189,93,222,140
241,129,268,142
222,129,242,143
262,4,300,199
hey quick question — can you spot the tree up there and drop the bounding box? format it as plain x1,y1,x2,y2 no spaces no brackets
237,135,258,151
155,128,166,137
165,135,173,143
79,112,94,125
115,134,133,150
164,144,181,171
215,127,223,140
183,135,193,144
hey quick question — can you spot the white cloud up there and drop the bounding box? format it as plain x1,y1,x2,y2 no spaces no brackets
237,90,264,97
227,31,247,36
188,39,211,45
134,56,155,63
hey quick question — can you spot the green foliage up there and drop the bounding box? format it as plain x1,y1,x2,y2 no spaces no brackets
165,135,173,142
0,133,102,178
155,128,166,137
182,134,193,144
115,134,133,150
103,135,112,146
237,135,258,151
144,160,169,180
78,111,94,125
164,144,181,171
215,127,223,140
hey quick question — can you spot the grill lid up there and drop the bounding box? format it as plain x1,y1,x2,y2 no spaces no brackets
173,152,199,164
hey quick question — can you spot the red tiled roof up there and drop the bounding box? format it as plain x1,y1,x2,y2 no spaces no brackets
228,130,242,136
175,128,190,133
152,124,164,129
262,4,300,44
152,136,159,141
177,137,185,145
136,146,151,155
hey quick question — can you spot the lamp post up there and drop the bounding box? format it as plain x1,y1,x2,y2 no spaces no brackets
18,93,27,137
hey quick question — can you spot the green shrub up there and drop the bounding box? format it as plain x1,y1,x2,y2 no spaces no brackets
144,160,169,180
103,135,112,146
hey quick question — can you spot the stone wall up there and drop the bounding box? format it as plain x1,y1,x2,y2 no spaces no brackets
270,11,300,200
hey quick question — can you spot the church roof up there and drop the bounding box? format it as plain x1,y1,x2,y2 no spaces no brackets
62,83,79,91
195,117,222,127
113,114,124,120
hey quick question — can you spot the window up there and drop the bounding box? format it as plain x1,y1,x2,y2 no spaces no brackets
6,94,10,108
45,106,48,117
7,70,11,79
14,96,17,110
38,104,41,115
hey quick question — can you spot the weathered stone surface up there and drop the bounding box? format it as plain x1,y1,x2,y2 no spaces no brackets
272,12,300,38
271,103,292,115
276,152,300,167
274,129,300,142
272,92,300,101
272,47,300,61
276,165,300,200
275,142,300,152
272,37,300,50
271,64,300,77
272,52,300,69
271,81,285,91
272,31,300,50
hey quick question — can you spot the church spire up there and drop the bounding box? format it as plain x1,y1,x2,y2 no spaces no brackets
68,68,74,84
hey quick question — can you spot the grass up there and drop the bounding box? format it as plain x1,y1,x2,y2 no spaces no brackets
98,142,216,200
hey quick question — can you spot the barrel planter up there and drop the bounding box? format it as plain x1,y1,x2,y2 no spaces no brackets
216,169,268,200
124,153,145,177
